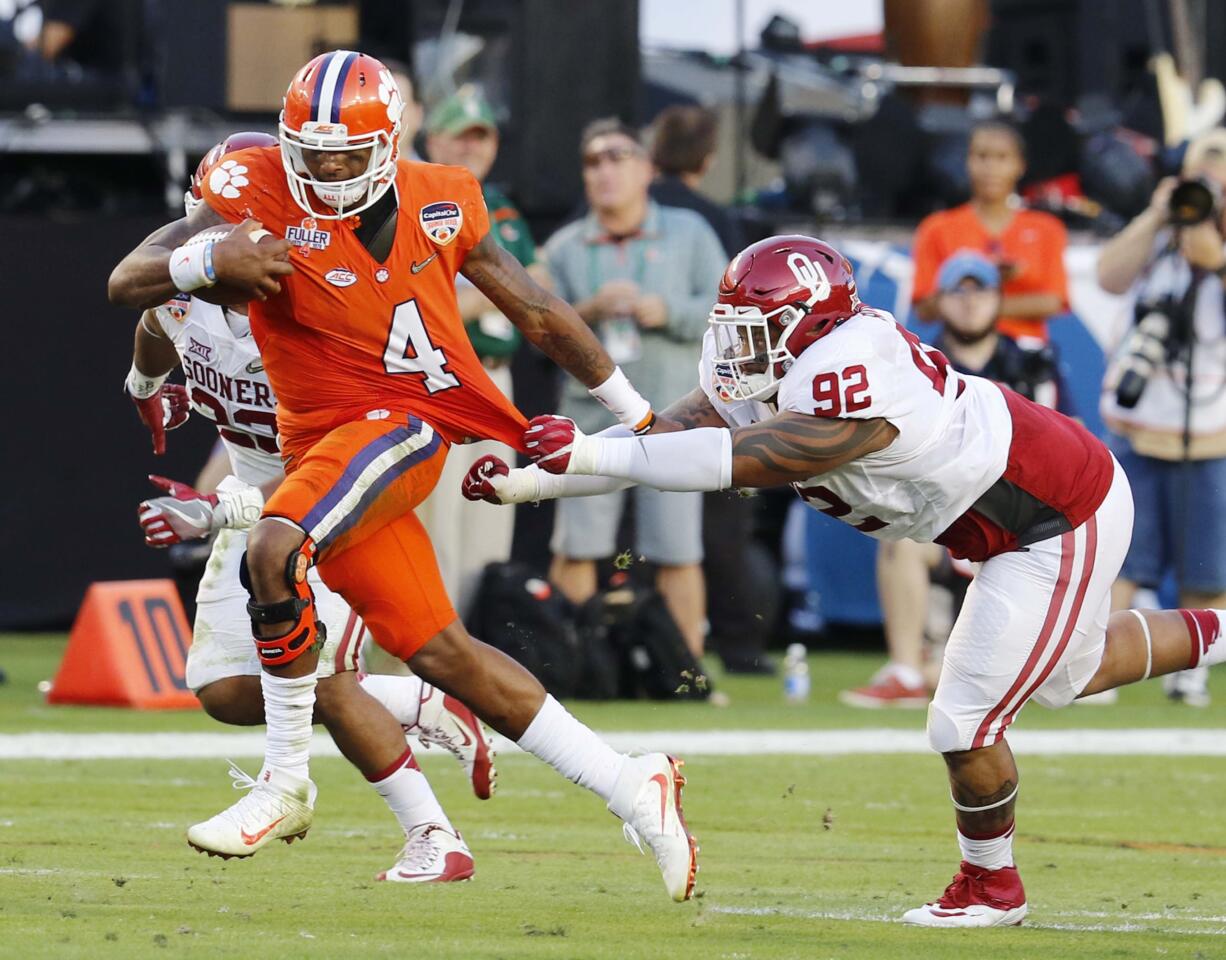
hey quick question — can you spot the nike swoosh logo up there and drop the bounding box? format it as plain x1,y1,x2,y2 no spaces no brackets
650,773,670,835
411,253,438,274
240,815,286,846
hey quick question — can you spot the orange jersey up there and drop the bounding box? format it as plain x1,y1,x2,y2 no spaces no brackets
201,146,527,457
910,203,1069,341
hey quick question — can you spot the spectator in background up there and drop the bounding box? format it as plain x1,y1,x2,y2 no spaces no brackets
843,251,1070,707
911,121,1069,341
36,0,126,80
544,118,726,656
415,86,540,616
648,105,744,258
1097,128,1226,707
648,104,769,672
384,58,425,160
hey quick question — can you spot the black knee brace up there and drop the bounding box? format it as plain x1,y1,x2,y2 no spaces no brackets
240,538,325,667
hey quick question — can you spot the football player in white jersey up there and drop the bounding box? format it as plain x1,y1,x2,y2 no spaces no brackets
125,133,493,883
467,235,1226,927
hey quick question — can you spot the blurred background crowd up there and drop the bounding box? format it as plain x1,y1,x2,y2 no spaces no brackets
6,0,1226,707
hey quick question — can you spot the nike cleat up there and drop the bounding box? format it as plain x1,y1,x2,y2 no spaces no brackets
187,762,315,859
414,685,496,800
376,823,474,883
608,753,698,902
902,861,1027,927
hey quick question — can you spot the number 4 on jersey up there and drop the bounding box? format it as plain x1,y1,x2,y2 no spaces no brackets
383,299,460,393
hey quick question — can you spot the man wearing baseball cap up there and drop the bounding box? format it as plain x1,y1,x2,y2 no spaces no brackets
841,249,1072,709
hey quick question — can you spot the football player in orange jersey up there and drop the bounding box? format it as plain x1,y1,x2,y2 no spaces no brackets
109,50,697,901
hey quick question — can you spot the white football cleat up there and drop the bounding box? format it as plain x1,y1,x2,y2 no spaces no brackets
608,753,698,902
902,861,1027,927
413,685,496,800
376,823,475,883
187,762,315,859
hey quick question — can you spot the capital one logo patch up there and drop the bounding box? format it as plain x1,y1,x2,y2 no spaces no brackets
419,201,462,246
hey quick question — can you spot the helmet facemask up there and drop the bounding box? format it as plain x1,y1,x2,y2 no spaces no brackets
279,119,400,220
709,302,808,402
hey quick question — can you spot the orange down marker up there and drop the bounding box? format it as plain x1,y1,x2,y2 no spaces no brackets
48,580,199,709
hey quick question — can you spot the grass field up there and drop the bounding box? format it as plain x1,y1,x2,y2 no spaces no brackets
3,633,1226,960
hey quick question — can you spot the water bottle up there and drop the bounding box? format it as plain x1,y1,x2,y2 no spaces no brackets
783,643,810,702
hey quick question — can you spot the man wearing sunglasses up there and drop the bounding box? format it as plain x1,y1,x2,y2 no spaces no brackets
542,118,727,656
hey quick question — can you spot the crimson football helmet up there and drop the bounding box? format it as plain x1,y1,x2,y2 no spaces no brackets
279,49,404,219
709,235,861,401
183,131,278,216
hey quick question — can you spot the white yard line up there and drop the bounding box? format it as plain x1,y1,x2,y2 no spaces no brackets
2,727,1226,760
706,904,1226,936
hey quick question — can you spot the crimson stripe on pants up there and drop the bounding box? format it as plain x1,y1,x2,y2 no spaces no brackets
998,516,1099,736
970,529,1076,750
334,610,358,675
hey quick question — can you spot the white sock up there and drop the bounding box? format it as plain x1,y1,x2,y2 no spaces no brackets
359,673,426,729
889,662,925,689
370,749,453,835
958,821,1015,870
260,670,316,782
516,694,625,801
1183,609,1226,667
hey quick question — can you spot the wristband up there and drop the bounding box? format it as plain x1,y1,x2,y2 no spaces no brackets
588,366,654,433
125,362,170,400
214,476,265,530
169,240,217,292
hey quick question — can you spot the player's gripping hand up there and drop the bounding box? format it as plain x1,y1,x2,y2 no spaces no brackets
524,415,592,475
211,219,294,301
138,475,219,547
129,382,189,456
461,455,543,504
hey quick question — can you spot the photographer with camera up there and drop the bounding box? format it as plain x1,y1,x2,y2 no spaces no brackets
1098,128,1226,706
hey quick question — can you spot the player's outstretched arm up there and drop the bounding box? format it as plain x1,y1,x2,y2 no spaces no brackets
126,310,189,455
524,410,897,491
650,387,728,434
461,233,613,387
108,208,294,311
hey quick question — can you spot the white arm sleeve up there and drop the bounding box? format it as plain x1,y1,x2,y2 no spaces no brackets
492,424,636,503
574,427,733,492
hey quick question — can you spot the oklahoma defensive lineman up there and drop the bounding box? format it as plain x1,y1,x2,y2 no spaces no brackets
125,132,495,881
108,52,697,901
475,235,1226,925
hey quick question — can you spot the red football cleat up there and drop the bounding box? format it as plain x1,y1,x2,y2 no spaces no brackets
902,860,1027,926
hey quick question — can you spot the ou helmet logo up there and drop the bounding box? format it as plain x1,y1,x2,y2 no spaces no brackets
787,252,832,306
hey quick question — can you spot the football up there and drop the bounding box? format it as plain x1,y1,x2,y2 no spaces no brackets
188,223,290,306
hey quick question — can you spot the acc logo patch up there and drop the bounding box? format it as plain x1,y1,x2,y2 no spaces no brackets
419,201,462,246
325,268,357,288
285,216,331,253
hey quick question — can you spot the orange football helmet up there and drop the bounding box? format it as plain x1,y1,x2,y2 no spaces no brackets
184,131,278,216
279,49,404,219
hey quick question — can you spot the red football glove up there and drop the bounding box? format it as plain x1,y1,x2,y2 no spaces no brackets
462,454,511,503
138,474,219,547
523,415,579,474
130,383,190,455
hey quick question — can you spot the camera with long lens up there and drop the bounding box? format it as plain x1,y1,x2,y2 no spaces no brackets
1168,177,1222,227
1114,299,1191,408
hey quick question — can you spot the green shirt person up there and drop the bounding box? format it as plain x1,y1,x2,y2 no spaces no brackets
426,87,538,363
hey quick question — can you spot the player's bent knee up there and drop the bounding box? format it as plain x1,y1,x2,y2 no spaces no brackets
926,700,971,754
407,620,478,685
241,524,324,667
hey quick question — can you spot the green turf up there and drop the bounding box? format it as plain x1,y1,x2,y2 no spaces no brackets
3,634,1226,959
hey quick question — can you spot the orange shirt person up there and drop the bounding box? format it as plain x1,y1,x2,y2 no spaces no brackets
911,122,1069,341
108,51,698,900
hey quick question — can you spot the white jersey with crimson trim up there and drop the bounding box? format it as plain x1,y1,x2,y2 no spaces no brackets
698,307,1014,544
154,294,282,487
